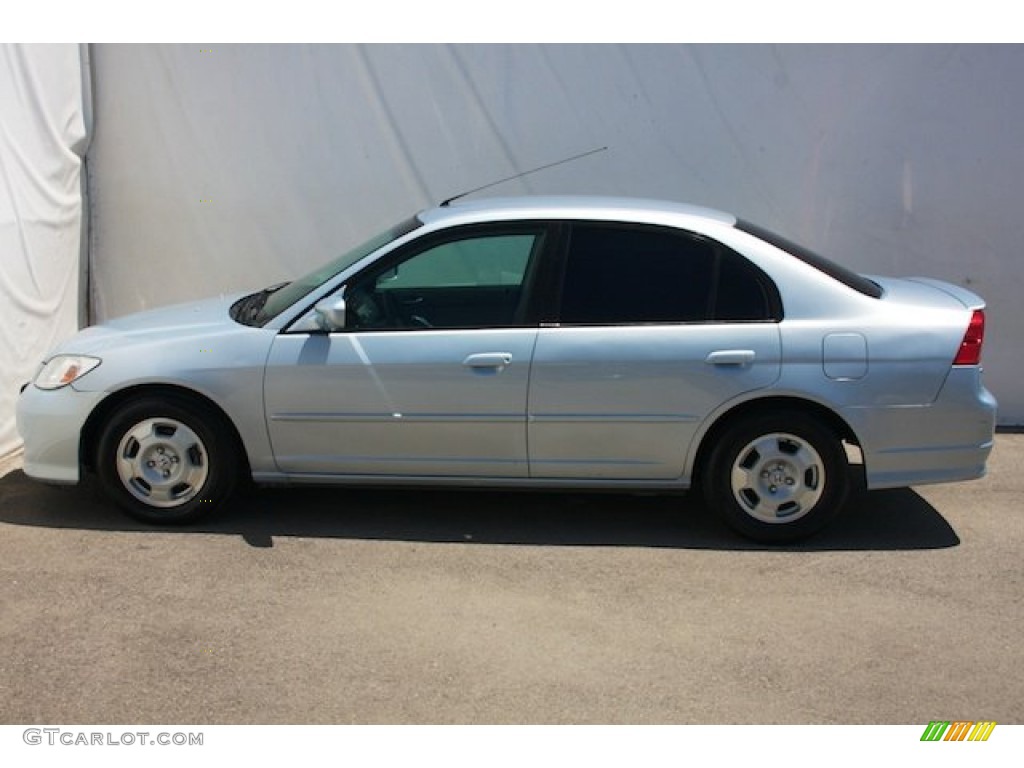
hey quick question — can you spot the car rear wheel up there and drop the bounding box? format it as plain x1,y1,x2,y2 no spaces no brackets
702,411,849,543
96,395,237,524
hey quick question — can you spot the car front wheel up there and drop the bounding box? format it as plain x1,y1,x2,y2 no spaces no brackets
702,411,849,543
96,395,237,524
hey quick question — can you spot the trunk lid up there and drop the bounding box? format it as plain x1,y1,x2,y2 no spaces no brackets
870,276,986,310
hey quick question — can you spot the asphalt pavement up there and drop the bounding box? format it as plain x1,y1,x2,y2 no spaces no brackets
0,437,1020,724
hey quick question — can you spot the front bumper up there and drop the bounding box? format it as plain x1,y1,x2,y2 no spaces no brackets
15,383,107,484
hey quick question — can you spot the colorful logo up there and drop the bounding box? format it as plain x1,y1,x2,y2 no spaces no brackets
920,721,996,741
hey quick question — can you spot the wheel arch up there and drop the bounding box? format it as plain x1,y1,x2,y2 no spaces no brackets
689,395,863,490
80,383,251,479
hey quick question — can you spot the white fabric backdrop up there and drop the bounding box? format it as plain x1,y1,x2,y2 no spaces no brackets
0,44,89,462
85,44,1024,423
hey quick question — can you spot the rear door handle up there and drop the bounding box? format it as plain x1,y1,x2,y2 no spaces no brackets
463,352,513,371
705,349,756,366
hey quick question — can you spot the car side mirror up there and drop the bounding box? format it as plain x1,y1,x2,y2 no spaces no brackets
313,293,348,331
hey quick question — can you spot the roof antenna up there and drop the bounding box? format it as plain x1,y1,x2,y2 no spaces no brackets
440,146,608,207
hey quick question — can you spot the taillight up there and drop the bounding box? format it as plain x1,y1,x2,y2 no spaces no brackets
953,309,985,366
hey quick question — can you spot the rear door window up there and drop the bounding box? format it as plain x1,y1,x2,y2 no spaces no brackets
557,223,780,324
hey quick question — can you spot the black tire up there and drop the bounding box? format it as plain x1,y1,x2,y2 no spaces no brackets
96,395,238,524
701,411,849,543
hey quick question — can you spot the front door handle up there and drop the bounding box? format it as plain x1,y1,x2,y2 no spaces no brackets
463,352,513,371
705,349,756,366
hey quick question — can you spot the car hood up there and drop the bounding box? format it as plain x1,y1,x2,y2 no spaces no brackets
54,293,247,356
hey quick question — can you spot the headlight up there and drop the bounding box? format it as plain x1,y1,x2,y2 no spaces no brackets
34,355,102,390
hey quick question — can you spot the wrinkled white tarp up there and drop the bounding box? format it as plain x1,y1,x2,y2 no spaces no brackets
0,44,89,462
86,44,1024,423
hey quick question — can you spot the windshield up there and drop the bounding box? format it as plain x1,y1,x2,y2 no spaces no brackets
243,216,422,326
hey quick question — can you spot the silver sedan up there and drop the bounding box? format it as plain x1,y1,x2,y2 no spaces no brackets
16,197,997,542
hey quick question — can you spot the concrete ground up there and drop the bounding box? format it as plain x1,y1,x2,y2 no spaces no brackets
0,437,1020,724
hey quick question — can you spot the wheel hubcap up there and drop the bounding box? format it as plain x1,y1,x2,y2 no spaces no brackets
730,433,824,524
115,418,209,508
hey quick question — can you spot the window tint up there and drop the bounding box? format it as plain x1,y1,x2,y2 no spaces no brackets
346,230,544,330
713,250,776,322
560,225,715,324
558,224,779,324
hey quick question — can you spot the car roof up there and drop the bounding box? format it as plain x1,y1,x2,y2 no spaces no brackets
417,196,738,229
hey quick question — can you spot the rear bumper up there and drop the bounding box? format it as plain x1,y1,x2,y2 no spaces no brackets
15,383,107,485
844,367,997,490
